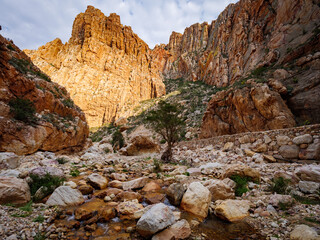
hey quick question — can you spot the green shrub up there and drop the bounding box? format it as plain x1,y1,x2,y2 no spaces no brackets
104,148,111,154
9,97,36,124
56,157,68,164
293,195,320,205
34,232,46,240
29,173,65,197
278,201,294,211
11,201,33,217
33,214,45,223
70,167,80,177
111,127,125,150
268,177,290,194
230,175,250,197
7,44,16,51
251,66,267,77
62,98,74,108
160,139,166,144
183,172,190,176
153,159,162,173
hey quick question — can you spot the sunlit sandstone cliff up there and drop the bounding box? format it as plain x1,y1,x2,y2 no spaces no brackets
26,6,165,127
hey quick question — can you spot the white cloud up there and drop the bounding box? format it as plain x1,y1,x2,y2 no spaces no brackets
0,0,237,50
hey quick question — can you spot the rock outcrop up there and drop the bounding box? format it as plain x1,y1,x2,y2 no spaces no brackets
159,0,320,137
26,6,165,127
0,34,89,155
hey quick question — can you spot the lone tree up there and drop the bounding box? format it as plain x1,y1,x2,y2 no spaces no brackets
144,100,185,162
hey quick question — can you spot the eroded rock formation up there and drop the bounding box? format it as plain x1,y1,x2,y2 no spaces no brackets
156,0,319,137
26,6,165,127
0,35,89,155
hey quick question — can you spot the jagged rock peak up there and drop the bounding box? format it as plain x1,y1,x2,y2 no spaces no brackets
70,5,149,55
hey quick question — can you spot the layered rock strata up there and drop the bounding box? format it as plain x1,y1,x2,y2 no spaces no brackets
0,35,89,155
26,6,165,127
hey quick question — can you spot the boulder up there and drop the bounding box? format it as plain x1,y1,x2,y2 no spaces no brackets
292,134,313,145
290,224,319,240
269,194,293,207
110,173,127,181
166,183,187,206
279,145,299,159
298,181,320,194
152,219,191,240
214,200,250,222
78,184,94,195
204,179,235,201
223,164,261,182
136,203,175,237
299,143,320,160
123,126,160,156
46,186,84,207
87,173,108,189
0,152,20,169
117,200,144,219
108,180,123,189
30,166,65,178
294,165,320,183
276,135,291,146
180,182,211,218
122,177,149,191
0,176,31,205
142,181,161,192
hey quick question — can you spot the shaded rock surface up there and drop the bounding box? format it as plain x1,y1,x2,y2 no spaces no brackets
0,34,89,155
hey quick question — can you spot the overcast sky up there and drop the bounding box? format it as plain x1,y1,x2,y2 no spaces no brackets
0,0,237,50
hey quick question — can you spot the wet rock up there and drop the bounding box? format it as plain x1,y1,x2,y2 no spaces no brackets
78,184,94,195
87,173,108,189
144,192,166,204
279,145,299,159
0,176,31,205
0,152,20,169
204,179,235,201
117,200,144,219
214,200,250,222
74,198,114,221
137,203,175,237
122,177,148,191
223,164,261,182
181,182,211,218
298,181,320,194
292,134,313,145
46,186,84,207
166,183,187,206
294,165,320,182
152,219,191,240
118,191,142,202
142,181,161,192
290,224,319,240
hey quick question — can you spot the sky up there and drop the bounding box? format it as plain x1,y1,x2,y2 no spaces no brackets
0,0,237,50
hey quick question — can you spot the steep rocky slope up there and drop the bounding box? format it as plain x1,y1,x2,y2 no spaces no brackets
0,35,89,155
25,6,165,128
159,0,320,137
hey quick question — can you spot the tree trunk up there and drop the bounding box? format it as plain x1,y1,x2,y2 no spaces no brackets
161,146,172,163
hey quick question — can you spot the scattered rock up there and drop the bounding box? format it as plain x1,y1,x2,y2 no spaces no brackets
269,194,293,207
87,173,108,189
0,176,31,205
136,203,175,237
166,183,186,206
292,134,313,145
276,135,291,146
122,177,149,191
298,181,320,194
30,166,65,178
181,182,211,218
117,200,144,219
152,219,191,240
142,181,161,192
214,200,250,222
290,224,319,240
295,165,320,183
0,152,20,169
279,145,299,159
46,186,84,206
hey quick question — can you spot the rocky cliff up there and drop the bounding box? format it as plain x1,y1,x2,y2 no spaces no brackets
25,6,165,128
159,0,320,137
0,34,89,155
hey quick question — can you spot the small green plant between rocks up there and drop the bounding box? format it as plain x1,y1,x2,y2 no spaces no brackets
230,175,250,197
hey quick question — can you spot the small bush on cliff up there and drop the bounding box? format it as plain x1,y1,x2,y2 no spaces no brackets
9,97,37,124
144,100,185,163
